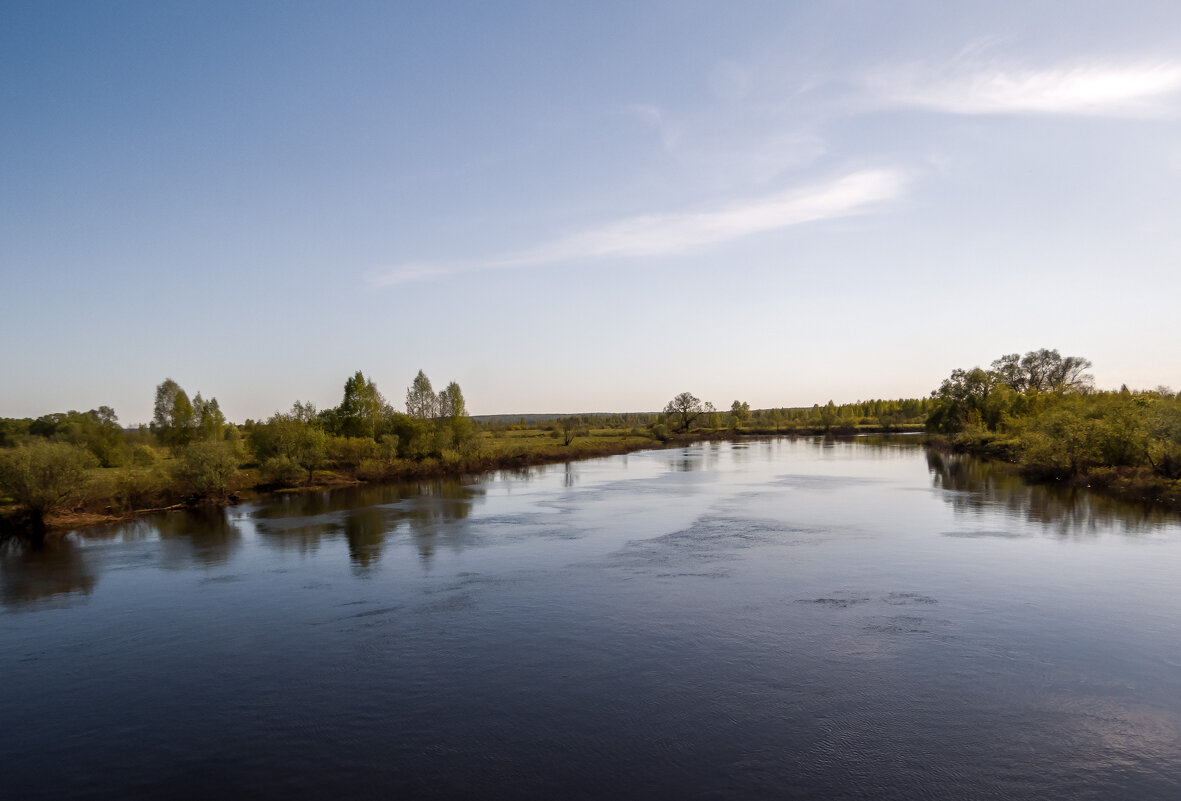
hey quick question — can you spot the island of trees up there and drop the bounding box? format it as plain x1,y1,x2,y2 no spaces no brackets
2,349,1179,542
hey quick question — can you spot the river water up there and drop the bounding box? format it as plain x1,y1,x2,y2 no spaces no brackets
3,436,1180,800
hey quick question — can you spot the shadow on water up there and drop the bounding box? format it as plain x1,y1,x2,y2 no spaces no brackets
0,537,97,611
156,507,243,568
253,478,485,570
80,506,244,569
926,450,1178,535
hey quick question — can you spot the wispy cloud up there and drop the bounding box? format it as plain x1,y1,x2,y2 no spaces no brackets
371,168,911,285
864,60,1181,117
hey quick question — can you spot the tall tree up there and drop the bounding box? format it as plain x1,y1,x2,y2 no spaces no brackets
406,370,438,419
193,393,225,441
729,400,751,428
152,379,182,439
338,371,384,439
152,379,198,447
437,381,467,419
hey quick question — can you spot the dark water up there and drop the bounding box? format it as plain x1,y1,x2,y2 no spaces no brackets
3,437,1181,800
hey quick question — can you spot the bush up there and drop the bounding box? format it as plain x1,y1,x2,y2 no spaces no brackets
0,440,97,529
356,458,391,482
260,455,303,488
328,437,379,473
176,441,239,499
129,444,160,467
110,464,174,511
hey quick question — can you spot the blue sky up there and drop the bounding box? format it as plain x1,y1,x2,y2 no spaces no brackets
3,1,1180,423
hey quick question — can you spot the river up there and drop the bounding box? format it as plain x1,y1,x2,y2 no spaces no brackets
3,436,1180,800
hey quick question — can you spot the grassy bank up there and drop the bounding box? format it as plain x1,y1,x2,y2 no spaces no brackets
1,424,924,541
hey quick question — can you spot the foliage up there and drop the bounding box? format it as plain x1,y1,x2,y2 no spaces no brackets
248,402,329,483
109,464,174,511
406,370,437,419
25,406,124,466
152,379,223,449
929,349,1181,491
327,436,381,473
928,349,1090,435
193,393,225,441
0,440,97,525
175,441,239,500
335,372,385,439
129,444,160,467
260,455,304,488
991,349,1094,394
0,417,31,448
663,392,713,433
729,400,750,429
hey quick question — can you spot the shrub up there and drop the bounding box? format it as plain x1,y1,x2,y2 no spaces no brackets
129,444,160,467
176,441,239,500
111,464,174,511
260,455,303,488
328,437,380,473
0,440,97,531
356,458,391,482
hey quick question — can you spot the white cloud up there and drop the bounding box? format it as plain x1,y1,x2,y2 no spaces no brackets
865,60,1181,117
625,99,826,187
371,168,911,286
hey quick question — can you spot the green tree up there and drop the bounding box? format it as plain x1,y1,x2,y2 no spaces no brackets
406,370,438,419
0,440,97,539
993,349,1093,394
818,400,840,432
729,400,751,429
152,378,182,435
664,392,708,433
27,407,125,467
336,371,385,439
152,379,199,448
176,441,239,500
927,368,997,434
249,402,329,484
437,380,476,452
193,393,225,441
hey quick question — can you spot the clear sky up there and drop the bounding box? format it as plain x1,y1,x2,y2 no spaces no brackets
3,1,1180,424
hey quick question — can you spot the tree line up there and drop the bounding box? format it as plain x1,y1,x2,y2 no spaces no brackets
16,348,1172,539
926,348,1181,498
0,369,478,537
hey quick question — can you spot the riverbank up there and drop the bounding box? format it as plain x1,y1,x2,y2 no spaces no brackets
1,425,924,542
926,432,1181,513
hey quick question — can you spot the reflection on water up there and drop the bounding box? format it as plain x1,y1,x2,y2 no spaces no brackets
3,437,1181,800
82,506,243,568
254,478,484,568
927,450,1177,535
0,538,96,610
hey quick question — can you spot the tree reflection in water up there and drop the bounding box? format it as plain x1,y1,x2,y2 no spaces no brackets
253,478,485,570
926,450,1177,536
75,507,244,569
0,537,97,611
155,506,243,568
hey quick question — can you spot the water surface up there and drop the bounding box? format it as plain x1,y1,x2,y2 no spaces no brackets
3,437,1180,800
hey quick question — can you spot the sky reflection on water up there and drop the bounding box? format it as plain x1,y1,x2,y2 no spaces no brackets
2,437,1180,800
